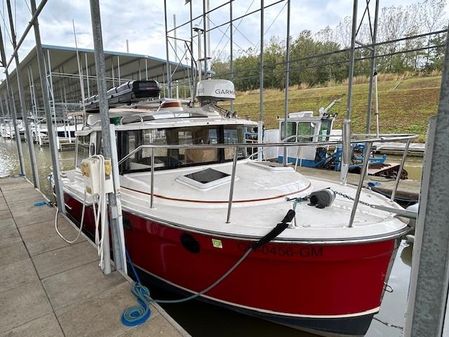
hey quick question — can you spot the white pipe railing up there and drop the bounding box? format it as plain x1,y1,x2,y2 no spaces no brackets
117,133,417,224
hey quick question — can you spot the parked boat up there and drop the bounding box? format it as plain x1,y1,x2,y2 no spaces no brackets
59,80,411,337
264,100,408,179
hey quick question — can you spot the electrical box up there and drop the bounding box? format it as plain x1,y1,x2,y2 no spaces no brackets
80,157,114,195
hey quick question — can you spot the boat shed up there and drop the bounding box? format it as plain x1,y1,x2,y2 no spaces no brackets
0,44,191,120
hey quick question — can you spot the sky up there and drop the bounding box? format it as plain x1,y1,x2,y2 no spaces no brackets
2,0,447,68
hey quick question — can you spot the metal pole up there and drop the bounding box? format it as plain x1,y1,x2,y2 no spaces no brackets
173,14,178,61
111,58,115,87
117,56,121,84
203,0,207,77
226,147,238,223
89,0,125,274
30,0,64,209
5,94,12,140
0,28,25,175
390,139,410,201
150,148,154,208
6,0,40,189
85,53,90,98
73,20,86,112
257,0,264,161
145,58,148,80
27,66,38,144
230,0,234,113
197,29,202,82
405,22,449,336
340,0,358,184
282,0,291,166
189,0,194,99
365,0,380,134
348,141,372,228
164,0,172,97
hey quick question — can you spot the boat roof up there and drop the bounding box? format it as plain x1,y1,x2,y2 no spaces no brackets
77,105,258,135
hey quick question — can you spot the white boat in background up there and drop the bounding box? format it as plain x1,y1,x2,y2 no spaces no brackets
57,80,414,337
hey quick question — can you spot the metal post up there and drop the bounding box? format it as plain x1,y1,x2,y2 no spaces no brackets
404,23,449,336
109,124,127,275
365,0,380,134
226,146,238,223
0,45,25,175
30,0,65,210
340,0,358,184
117,56,121,84
282,0,291,166
89,0,125,274
6,0,40,189
164,0,172,97
173,14,178,61
46,50,56,120
229,0,234,113
203,0,207,77
390,139,410,201
145,58,148,80
111,57,115,87
348,141,372,228
85,53,90,98
4,93,13,140
206,0,210,75
150,148,154,208
194,28,204,82
257,0,264,161
27,66,38,144
189,0,194,99
73,20,86,112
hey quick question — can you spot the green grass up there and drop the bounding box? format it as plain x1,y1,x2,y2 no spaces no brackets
229,75,442,142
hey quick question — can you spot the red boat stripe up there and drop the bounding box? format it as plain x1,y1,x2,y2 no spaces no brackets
121,181,312,203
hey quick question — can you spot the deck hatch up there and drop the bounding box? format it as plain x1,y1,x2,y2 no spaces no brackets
184,168,230,184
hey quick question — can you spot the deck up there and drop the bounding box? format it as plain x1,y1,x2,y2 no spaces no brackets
0,176,189,337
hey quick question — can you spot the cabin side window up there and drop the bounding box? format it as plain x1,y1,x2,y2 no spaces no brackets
297,122,316,142
281,121,297,141
319,119,332,141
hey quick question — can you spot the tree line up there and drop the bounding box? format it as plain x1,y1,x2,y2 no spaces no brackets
211,0,447,91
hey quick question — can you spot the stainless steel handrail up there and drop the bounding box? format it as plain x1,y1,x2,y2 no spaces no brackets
391,139,411,201
116,133,418,224
348,142,373,228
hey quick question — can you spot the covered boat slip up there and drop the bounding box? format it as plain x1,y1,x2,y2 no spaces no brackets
0,176,189,337
61,159,409,242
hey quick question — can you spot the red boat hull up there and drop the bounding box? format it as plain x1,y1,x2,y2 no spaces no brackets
64,192,399,336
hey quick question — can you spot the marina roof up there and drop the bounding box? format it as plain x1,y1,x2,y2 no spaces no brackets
0,44,191,119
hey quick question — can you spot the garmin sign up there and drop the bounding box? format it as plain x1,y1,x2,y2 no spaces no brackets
196,79,236,101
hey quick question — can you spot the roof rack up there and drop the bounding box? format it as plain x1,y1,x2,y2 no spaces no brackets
84,80,161,112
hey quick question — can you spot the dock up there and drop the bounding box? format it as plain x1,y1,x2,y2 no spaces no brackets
0,176,189,337
373,142,425,157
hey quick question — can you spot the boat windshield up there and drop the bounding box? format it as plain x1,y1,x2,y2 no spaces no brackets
118,125,247,173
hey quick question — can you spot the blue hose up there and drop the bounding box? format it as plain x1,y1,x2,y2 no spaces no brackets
121,283,152,327
121,251,152,327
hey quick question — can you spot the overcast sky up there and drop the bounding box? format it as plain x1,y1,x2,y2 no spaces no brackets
3,0,447,66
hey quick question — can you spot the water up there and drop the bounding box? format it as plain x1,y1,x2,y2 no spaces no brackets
387,155,423,181
0,137,416,337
